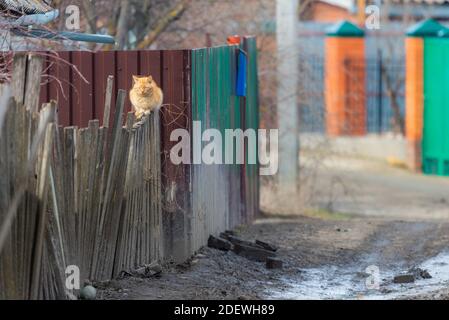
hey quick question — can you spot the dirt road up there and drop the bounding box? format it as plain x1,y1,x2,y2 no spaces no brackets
98,153,449,300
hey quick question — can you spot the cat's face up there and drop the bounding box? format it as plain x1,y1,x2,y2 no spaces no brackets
132,75,156,95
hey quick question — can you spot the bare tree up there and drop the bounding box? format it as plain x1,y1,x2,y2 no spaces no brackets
69,0,187,50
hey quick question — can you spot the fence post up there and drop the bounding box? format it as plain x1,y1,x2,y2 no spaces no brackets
404,19,443,172
325,20,366,136
276,0,299,194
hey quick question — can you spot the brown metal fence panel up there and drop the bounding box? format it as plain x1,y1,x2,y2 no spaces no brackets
48,52,71,126
72,52,94,127
38,55,49,109
116,51,138,113
94,51,116,126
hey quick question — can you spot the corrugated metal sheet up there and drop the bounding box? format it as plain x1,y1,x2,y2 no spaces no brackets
38,50,186,127
190,38,259,253
191,45,240,252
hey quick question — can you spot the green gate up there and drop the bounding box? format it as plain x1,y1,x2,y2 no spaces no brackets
423,38,449,176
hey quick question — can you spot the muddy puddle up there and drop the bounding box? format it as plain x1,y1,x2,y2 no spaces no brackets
265,251,449,300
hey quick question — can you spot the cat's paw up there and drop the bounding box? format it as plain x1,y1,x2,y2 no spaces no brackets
134,111,143,120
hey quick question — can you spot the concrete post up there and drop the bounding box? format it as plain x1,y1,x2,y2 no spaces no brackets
276,0,299,194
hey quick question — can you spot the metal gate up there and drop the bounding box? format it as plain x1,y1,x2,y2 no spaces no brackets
345,56,405,134
423,38,449,176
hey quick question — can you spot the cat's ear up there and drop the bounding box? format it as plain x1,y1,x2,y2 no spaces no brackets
148,75,153,82
132,75,139,84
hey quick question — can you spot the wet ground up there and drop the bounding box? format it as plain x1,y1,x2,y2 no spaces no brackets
98,153,449,300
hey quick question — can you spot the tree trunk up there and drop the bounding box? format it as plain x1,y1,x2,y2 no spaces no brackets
115,0,130,49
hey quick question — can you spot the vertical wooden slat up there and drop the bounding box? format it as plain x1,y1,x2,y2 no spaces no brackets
11,54,27,104
102,75,114,128
24,55,43,113
30,122,55,299
93,90,127,280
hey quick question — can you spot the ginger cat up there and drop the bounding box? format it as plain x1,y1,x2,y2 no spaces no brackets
129,75,163,120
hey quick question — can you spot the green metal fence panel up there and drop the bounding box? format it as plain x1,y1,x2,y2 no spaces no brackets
423,38,449,176
243,37,260,222
190,41,259,243
192,48,208,126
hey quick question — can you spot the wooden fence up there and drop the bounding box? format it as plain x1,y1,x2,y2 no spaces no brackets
0,95,56,299
0,38,260,299
0,55,162,299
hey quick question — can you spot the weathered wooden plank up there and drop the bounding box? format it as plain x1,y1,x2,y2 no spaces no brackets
40,195,67,300
0,99,18,299
24,55,44,112
113,122,135,274
93,90,127,280
85,120,99,279
88,124,106,279
102,75,114,128
11,54,27,104
153,110,162,261
0,98,58,299
30,122,55,300
62,127,77,267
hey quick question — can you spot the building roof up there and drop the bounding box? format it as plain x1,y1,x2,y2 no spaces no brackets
319,0,449,8
326,20,365,36
406,18,449,36
385,0,449,3
0,0,53,16
319,0,355,10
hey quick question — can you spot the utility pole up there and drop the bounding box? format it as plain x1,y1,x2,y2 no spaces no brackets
276,0,299,194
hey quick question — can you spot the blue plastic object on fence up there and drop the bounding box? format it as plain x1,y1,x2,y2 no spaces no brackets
236,49,247,97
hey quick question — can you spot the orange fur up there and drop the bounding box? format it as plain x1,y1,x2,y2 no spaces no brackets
129,75,163,119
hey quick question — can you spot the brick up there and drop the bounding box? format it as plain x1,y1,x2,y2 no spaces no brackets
266,257,283,269
393,274,415,284
232,243,276,262
255,239,278,252
208,235,232,251
219,232,230,240
228,235,263,249
224,230,236,236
